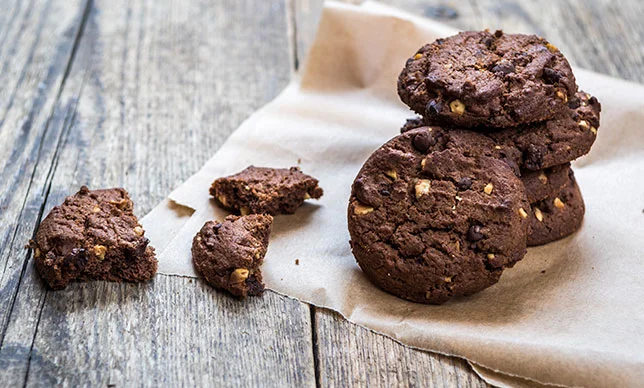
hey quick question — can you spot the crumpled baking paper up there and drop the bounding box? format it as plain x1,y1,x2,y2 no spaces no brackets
141,2,644,387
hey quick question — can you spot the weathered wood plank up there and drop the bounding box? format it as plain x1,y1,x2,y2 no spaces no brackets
1,0,315,386
295,0,644,386
0,0,89,354
314,309,489,388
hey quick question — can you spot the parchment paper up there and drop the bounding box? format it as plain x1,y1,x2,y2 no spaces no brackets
141,2,644,387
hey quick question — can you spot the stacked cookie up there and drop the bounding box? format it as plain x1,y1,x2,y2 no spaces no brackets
347,30,600,304
398,30,600,246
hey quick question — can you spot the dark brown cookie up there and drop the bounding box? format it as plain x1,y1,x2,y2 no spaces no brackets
30,186,157,290
348,129,530,304
192,214,273,297
398,30,577,128
528,171,584,246
210,166,323,215
403,91,601,171
521,163,571,203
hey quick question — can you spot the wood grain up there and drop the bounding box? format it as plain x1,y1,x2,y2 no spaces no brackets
0,0,90,372
1,0,643,386
1,0,315,386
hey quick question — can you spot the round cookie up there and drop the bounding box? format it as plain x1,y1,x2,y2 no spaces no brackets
528,171,584,246
521,163,571,203
348,129,530,304
398,30,577,128
403,91,601,171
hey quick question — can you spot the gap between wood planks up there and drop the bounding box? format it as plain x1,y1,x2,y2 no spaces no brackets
0,0,93,350
10,2,94,386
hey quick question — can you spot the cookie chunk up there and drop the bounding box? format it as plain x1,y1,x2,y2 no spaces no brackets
348,130,530,304
403,91,601,171
192,214,273,297
398,30,577,128
528,171,584,246
210,166,323,215
30,186,157,290
521,163,571,203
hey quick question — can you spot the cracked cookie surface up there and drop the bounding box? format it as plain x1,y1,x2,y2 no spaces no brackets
528,170,584,246
398,30,577,128
348,129,530,304
30,186,157,290
192,214,273,297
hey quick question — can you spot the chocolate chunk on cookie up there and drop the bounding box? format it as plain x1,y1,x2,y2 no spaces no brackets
404,91,601,171
528,170,584,246
521,163,571,203
348,130,530,304
192,214,273,297
398,30,577,128
30,186,157,290
210,166,323,215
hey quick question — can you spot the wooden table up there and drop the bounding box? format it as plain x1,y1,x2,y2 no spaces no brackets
1,0,642,386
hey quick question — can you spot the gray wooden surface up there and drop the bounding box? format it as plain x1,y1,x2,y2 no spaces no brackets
1,0,641,386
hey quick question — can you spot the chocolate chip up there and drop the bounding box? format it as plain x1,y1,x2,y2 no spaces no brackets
542,68,562,84
491,60,515,75
482,36,494,49
467,225,484,242
567,97,581,109
494,30,503,38
456,177,472,190
524,144,545,170
425,100,441,116
412,132,435,152
589,96,599,106
213,223,223,232
379,189,391,196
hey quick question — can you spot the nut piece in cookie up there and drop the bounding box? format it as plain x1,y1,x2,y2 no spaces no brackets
398,30,577,128
192,214,273,297
29,186,157,290
348,129,530,305
210,166,323,215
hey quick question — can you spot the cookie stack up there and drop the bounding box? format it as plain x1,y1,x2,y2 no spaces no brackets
347,30,600,304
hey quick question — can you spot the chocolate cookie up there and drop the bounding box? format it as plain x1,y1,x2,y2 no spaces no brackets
521,163,571,203
398,30,577,128
528,171,584,246
348,129,530,304
403,91,601,171
30,186,157,290
211,166,323,215
192,214,273,297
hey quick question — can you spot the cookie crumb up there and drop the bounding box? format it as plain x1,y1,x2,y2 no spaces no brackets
541,270,546,274
295,259,299,265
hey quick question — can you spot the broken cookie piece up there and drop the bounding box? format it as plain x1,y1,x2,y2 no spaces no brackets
29,186,157,290
192,214,273,297
210,166,323,215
